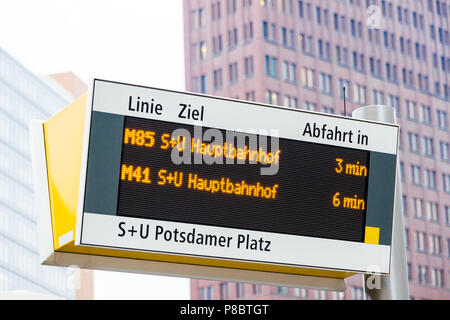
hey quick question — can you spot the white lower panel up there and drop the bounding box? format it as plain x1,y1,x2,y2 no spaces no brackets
79,212,390,274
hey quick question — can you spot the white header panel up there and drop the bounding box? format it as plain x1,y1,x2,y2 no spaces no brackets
91,79,399,155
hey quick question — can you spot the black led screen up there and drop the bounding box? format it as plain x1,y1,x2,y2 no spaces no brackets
116,116,370,243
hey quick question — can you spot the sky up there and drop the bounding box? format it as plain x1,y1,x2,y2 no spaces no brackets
0,0,190,299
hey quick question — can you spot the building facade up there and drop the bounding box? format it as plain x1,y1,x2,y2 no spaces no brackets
184,0,450,299
0,47,77,298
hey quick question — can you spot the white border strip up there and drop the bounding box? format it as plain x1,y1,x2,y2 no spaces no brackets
29,120,54,263
91,79,399,154
75,79,95,245
81,213,391,274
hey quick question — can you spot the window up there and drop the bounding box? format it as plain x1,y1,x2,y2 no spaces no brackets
316,6,321,24
445,206,450,225
298,0,304,17
352,51,358,69
410,164,421,185
405,228,410,247
301,67,314,88
300,34,313,53
415,42,420,60
227,0,237,14
342,48,348,65
417,265,428,284
207,286,213,299
199,41,207,60
416,231,426,251
212,35,223,55
265,89,279,105
284,95,298,108
440,141,449,161
397,6,402,22
338,79,350,98
282,61,296,83
422,136,434,157
200,286,213,300
321,106,335,114
263,21,268,39
433,53,438,68
332,291,345,300
191,9,199,30
437,110,448,130
431,268,444,288
191,43,199,62
236,283,246,298
340,15,346,32
429,235,441,255
245,91,255,101
351,287,364,300
400,36,404,54
426,201,439,222
369,57,375,73
303,101,316,111
443,173,450,193
351,19,356,37
277,286,289,295
265,55,278,77
421,44,427,63
319,73,332,94
281,27,288,46
419,105,432,125
252,284,262,296
281,28,295,48
400,162,405,182
200,287,207,300
353,84,367,104
243,22,254,41
213,68,223,90
228,28,238,47
318,39,325,57
314,289,327,300
193,75,206,93
211,2,221,21
372,89,384,104
424,168,436,189
387,94,400,115
408,132,419,152
294,288,308,298
414,198,424,218
406,101,417,120
220,282,229,299
435,81,441,95
229,62,238,83
408,70,414,86
262,21,276,42
244,56,254,78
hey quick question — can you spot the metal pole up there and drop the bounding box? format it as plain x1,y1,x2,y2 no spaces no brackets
352,105,409,300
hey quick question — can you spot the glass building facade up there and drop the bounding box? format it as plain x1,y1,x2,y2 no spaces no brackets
0,46,75,298
185,0,450,299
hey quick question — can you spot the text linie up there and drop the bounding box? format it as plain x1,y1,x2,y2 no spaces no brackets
128,95,163,115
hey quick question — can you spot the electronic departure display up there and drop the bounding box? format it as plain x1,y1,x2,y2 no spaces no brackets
118,116,369,243
76,79,399,274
